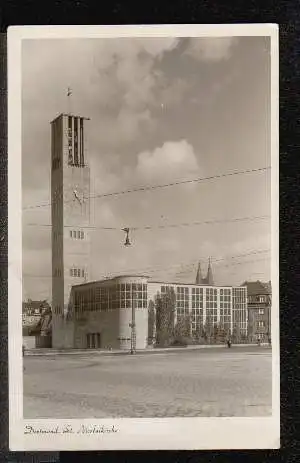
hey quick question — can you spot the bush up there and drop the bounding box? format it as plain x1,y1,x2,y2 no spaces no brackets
171,336,193,347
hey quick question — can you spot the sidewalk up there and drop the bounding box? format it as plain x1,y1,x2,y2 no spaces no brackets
25,343,270,356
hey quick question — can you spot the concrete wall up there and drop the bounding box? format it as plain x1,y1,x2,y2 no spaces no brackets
23,336,36,349
74,310,119,349
36,335,52,348
73,305,148,350
119,307,148,350
52,317,75,349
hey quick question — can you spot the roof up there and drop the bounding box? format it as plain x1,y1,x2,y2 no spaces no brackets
195,262,203,285
137,280,240,288
51,113,91,123
72,275,150,289
241,281,272,296
71,278,241,290
71,275,246,290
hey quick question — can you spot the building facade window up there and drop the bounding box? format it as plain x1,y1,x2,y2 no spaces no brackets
176,286,189,321
191,287,203,335
219,288,231,331
74,282,148,315
258,308,264,315
206,288,217,309
220,288,231,308
70,230,85,239
70,268,85,278
192,287,203,308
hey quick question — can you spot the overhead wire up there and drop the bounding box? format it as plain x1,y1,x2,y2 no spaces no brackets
23,248,270,280
24,214,270,232
22,165,271,211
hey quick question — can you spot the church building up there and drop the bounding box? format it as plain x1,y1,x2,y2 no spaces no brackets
50,112,248,350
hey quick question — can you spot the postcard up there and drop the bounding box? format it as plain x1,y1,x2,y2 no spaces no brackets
8,24,279,451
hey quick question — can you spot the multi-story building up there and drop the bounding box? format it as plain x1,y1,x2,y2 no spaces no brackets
242,280,271,343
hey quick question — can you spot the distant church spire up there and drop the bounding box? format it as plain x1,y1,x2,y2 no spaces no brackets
195,261,203,285
195,258,215,285
205,257,214,286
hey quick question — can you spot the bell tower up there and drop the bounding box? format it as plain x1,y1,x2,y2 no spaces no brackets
51,113,91,348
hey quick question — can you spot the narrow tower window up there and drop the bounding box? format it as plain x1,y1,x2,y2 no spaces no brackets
80,118,84,166
74,117,79,166
68,116,73,165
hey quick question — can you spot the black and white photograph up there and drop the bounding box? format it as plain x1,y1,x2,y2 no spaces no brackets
8,25,279,451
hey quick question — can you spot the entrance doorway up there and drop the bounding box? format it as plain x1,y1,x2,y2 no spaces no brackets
86,333,101,349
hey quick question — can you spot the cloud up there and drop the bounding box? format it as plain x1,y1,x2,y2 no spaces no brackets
136,37,179,58
116,108,153,142
22,38,180,148
185,37,238,62
136,139,200,182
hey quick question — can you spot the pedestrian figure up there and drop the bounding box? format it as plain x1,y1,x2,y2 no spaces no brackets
227,339,231,348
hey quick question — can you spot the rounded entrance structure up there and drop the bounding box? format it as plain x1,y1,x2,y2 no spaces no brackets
115,276,149,351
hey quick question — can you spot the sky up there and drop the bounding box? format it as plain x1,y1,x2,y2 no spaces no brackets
22,35,272,302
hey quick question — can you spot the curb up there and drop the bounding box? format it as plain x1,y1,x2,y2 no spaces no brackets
25,344,271,357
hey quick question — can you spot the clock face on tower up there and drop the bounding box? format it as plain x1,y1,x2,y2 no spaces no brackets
68,183,89,219
73,186,84,205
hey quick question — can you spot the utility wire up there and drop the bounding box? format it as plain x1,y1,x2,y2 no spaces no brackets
176,256,269,274
113,249,271,277
24,214,270,231
23,249,270,278
23,165,271,211
23,249,270,279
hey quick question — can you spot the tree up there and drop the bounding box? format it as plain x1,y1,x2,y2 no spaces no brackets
155,288,176,347
214,323,223,344
194,323,205,344
174,314,192,343
203,319,214,344
232,324,241,344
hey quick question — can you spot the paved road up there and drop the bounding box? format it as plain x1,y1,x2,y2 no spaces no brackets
24,346,272,418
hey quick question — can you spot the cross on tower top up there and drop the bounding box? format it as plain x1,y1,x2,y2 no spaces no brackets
67,87,72,115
